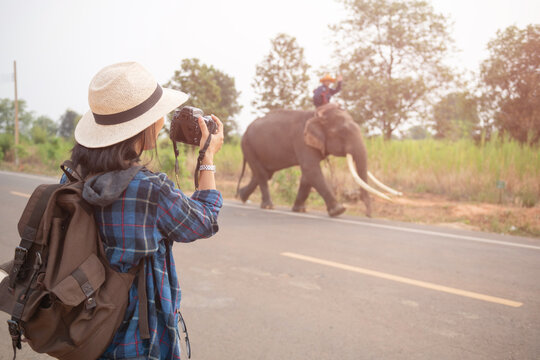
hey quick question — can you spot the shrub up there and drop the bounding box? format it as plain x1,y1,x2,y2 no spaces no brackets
271,167,301,203
31,126,48,144
0,133,13,155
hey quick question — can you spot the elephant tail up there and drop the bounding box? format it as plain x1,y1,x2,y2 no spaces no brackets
236,156,247,198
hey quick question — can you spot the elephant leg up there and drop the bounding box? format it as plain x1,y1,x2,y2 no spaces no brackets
258,173,274,209
241,149,274,209
292,176,311,212
302,164,345,217
238,177,258,203
360,189,372,218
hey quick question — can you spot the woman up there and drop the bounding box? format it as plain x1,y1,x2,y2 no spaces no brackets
67,62,223,359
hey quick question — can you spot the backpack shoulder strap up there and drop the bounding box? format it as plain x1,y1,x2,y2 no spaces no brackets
10,184,61,290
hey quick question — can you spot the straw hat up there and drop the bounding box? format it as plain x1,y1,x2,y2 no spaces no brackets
320,74,336,83
75,62,189,148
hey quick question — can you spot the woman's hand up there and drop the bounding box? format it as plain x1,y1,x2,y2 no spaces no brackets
198,114,224,164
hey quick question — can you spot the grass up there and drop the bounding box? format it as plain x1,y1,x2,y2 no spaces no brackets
209,137,539,208
363,137,539,206
1,135,539,237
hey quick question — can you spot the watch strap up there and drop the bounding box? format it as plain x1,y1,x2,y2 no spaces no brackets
199,164,216,172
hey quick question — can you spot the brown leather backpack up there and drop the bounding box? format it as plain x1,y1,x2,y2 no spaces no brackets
0,163,149,360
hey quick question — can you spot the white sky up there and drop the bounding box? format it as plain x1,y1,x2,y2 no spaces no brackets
0,0,539,133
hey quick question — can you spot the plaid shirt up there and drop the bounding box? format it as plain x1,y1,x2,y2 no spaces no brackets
63,168,222,359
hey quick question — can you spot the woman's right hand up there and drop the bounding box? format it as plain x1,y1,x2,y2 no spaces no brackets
198,114,224,164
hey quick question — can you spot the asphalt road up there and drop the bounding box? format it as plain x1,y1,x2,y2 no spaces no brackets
0,170,539,360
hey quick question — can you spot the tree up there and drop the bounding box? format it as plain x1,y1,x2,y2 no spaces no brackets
58,109,81,139
251,33,311,113
332,0,454,139
433,92,479,140
33,115,57,137
0,98,35,136
480,25,540,144
405,125,430,140
164,58,241,141
31,115,58,144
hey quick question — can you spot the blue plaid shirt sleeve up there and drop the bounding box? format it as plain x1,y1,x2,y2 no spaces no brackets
155,173,223,242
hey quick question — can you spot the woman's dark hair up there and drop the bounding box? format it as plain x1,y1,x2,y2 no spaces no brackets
71,124,157,177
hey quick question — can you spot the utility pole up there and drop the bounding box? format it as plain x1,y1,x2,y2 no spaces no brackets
13,61,19,167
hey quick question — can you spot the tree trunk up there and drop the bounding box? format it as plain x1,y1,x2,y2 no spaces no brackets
384,127,393,141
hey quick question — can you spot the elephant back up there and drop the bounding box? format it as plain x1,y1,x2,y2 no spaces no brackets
245,109,314,136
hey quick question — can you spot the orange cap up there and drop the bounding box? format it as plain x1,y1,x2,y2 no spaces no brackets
320,74,336,83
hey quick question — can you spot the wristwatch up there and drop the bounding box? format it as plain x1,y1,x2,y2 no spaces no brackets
199,164,216,172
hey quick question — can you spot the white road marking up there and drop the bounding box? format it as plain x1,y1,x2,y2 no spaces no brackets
225,202,540,251
10,191,30,198
281,252,523,308
0,170,55,182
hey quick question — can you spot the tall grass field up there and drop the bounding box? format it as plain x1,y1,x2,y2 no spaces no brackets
150,137,539,208
1,135,539,235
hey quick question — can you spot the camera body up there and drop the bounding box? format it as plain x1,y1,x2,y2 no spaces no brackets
170,106,217,146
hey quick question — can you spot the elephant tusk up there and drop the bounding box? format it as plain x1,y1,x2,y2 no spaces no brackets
346,154,393,202
367,171,403,196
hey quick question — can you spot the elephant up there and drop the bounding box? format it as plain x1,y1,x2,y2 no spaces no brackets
236,106,401,217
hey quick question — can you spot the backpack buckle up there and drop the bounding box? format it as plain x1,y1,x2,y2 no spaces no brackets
13,247,27,264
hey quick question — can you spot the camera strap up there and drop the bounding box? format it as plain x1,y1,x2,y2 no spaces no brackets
194,134,212,190
172,141,182,189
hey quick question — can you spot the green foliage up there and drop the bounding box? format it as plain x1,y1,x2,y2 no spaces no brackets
164,58,242,141
0,132,14,156
332,0,454,139
157,145,177,175
58,109,81,139
0,98,35,136
14,144,28,159
517,190,538,208
480,24,540,144
30,114,57,145
214,142,244,176
251,33,311,113
35,137,74,167
271,167,302,203
404,125,430,140
364,136,539,206
433,92,480,140
31,125,48,144
33,115,58,137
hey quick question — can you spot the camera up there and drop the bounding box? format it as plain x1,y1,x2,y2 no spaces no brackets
170,106,218,146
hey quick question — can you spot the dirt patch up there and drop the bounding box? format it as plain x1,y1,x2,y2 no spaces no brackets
347,193,540,238
207,178,540,238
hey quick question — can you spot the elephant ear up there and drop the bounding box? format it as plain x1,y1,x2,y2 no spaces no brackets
304,117,326,155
